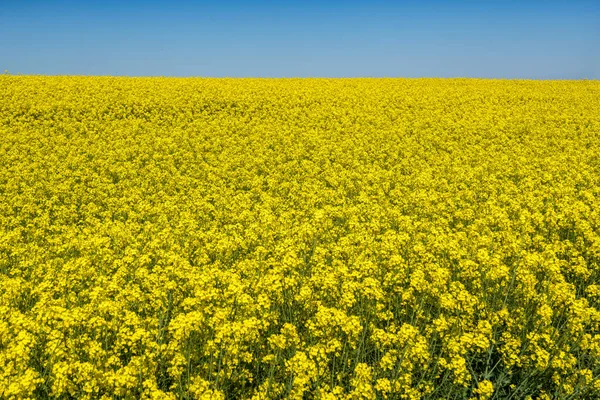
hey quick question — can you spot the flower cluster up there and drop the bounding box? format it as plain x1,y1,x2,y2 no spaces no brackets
1,76,599,399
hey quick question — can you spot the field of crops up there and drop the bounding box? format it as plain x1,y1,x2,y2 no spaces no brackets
1,76,599,399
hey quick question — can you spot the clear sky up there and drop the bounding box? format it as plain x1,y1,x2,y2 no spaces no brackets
1,0,599,78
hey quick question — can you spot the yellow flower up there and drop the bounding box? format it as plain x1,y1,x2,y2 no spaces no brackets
1,76,599,398
473,380,494,399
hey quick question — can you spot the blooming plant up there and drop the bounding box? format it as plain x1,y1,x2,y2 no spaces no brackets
0,76,599,399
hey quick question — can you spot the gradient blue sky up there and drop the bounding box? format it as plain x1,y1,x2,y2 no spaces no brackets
1,0,599,78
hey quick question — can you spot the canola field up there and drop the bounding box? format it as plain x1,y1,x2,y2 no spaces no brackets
1,76,600,399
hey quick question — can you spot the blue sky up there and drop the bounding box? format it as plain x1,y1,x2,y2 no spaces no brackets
1,0,599,78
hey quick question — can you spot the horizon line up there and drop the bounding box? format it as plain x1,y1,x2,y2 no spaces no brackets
2,73,598,82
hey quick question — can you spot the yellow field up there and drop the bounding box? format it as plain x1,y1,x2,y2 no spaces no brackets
1,76,599,399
